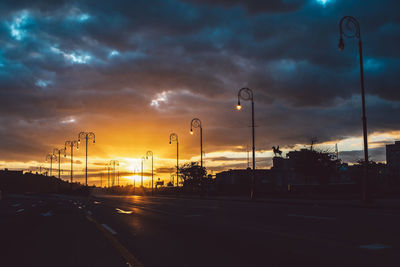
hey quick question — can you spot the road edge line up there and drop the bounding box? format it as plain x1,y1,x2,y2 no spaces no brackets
87,214,144,267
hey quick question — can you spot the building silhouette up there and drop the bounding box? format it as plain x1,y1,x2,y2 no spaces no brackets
215,168,273,195
386,141,400,179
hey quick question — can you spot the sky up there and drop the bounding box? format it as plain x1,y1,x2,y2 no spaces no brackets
1,0,400,185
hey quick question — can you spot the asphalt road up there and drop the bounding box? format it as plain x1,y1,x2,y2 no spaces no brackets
1,193,399,267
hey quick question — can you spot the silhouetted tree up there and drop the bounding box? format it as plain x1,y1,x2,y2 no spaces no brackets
348,160,387,193
288,149,340,185
179,162,207,193
179,162,206,182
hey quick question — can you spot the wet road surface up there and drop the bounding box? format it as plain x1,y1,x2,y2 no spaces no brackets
1,193,399,266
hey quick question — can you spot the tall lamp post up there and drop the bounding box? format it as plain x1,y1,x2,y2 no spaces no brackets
65,140,78,183
236,87,256,199
46,154,57,177
146,151,154,195
169,133,179,187
141,157,145,187
110,160,119,186
190,118,203,169
338,16,369,202
53,148,66,179
78,132,95,186
106,165,110,187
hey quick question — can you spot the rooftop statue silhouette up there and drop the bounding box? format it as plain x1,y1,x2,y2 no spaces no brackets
272,146,283,157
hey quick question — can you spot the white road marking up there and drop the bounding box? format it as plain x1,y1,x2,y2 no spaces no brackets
12,203,21,207
287,214,336,220
116,208,133,215
16,209,24,213
41,211,52,217
101,224,117,235
94,201,101,204
126,204,179,216
360,244,392,250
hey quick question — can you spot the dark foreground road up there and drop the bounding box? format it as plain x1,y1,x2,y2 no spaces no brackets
1,193,400,267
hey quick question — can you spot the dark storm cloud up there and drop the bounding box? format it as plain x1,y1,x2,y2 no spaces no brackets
1,0,400,163
189,0,308,13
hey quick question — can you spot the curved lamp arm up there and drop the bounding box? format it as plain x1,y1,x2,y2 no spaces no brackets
237,87,254,110
338,16,361,51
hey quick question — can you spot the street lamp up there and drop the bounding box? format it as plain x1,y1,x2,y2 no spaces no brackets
37,165,44,175
109,160,119,186
53,147,66,180
236,87,256,199
46,154,57,177
141,157,145,187
65,140,78,183
338,16,369,202
78,132,95,186
169,133,179,187
106,165,111,187
190,118,203,169
146,151,154,195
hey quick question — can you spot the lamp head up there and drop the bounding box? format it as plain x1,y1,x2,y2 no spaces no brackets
169,141,171,144
78,139,80,144
236,102,242,111
190,129,193,135
338,36,345,51
93,139,95,144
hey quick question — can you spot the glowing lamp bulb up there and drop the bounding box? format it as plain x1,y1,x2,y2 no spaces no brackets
190,130,193,135
236,104,242,111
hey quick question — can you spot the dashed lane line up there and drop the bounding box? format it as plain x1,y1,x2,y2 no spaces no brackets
101,224,117,235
